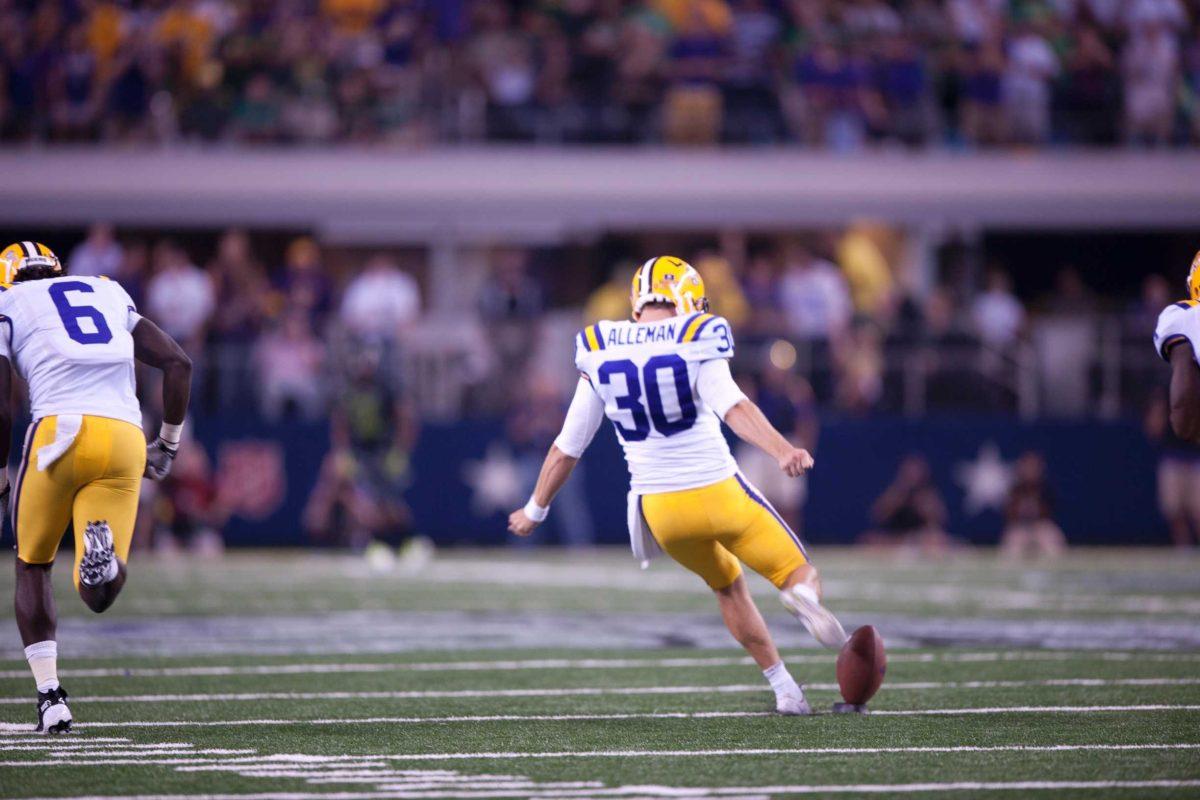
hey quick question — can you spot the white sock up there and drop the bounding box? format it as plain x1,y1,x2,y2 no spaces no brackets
763,661,800,697
25,641,59,693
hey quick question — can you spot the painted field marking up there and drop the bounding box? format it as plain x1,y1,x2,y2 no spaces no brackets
3,650,1200,680
3,676,1197,705
4,742,1199,769
20,780,1200,800
25,703,1200,731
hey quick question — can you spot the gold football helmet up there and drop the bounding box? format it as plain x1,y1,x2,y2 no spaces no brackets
630,255,708,316
0,241,62,287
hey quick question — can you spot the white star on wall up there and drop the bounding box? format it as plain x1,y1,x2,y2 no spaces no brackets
954,442,1014,515
462,443,526,516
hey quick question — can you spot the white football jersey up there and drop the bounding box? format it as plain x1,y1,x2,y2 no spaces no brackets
1154,300,1200,365
0,276,143,428
575,313,738,494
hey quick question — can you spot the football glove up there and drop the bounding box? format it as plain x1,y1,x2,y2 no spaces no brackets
0,478,9,527
144,437,178,481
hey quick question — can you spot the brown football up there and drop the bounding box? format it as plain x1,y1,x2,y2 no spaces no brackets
836,625,887,705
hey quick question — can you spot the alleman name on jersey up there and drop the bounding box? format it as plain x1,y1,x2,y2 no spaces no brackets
1155,299,1200,365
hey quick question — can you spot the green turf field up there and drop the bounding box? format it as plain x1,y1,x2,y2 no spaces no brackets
1,548,1198,798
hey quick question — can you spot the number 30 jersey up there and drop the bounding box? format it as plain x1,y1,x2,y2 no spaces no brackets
575,312,738,494
0,276,143,427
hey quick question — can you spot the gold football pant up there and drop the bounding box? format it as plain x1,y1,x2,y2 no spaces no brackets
640,474,810,591
13,415,146,587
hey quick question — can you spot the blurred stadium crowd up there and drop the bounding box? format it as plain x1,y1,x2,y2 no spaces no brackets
3,0,1199,148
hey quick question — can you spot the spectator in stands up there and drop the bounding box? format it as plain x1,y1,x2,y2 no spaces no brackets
1004,18,1058,145
1000,451,1067,560
693,251,749,327
1122,18,1181,146
145,239,216,355
972,266,1025,348
48,23,101,142
254,311,327,422
835,320,885,413
478,248,544,410
1045,266,1099,316
738,247,788,342
276,237,334,327
232,73,285,143
1146,390,1200,548
923,287,995,409
723,0,784,143
68,223,123,278
472,4,538,141
340,254,421,341
736,362,819,535
663,1,731,146
876,32,932,146
864,454,952,555
1060,25,1118,145
585,263,637,324
508,372,595,548
779,240,852,342
959,39,1007,145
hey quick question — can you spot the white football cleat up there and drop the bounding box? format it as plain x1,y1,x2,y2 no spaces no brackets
78,521,116,587
781,583,848,650
775,687,812,716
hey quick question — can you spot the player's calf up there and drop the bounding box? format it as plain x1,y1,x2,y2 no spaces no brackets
78,521,126,613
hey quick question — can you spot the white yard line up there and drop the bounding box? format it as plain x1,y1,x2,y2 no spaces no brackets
20,781,1200,800
17,703,1196,731
2,676,1196,705
3,649,1199,680
3,742,1199,769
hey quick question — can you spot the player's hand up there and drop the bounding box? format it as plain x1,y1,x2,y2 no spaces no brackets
778,448,814,478
0,480,10,525
507,509,539,537
144,437,178,481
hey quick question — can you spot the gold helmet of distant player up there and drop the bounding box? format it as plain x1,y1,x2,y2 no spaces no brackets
1189,250,1200,302
630,255,708,317
0,241,62,287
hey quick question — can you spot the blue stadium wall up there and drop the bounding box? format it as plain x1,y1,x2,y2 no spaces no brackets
194,415,1168,548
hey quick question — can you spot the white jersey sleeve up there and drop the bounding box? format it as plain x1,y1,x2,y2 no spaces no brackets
1154,301,1200,364
554,376,606,458
696,358,747,418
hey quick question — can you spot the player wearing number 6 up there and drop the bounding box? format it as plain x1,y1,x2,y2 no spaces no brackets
509,255,846,715
0,242,192,733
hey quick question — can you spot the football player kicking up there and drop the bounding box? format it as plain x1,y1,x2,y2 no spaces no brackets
1154,252,1200,442
0,242,192,733
509,256,846,716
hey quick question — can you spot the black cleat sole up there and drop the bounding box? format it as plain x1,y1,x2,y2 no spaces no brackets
44,719,72,734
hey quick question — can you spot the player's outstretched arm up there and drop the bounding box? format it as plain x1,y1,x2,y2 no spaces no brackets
724,399,814,478
508,376,604,536
695,359,813,478
132,318,193,480
508,445,580,537
1168,342,1200,442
